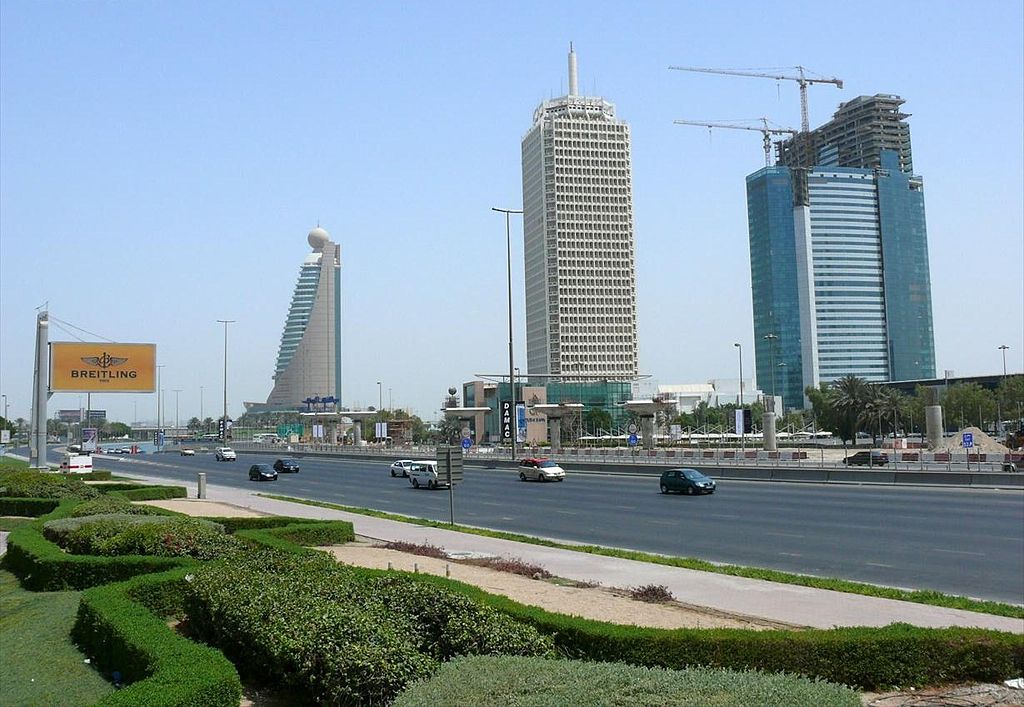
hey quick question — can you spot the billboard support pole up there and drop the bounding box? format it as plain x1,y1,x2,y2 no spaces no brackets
30,312,49,469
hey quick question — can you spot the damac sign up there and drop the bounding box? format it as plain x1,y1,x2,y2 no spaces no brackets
50,343,156,393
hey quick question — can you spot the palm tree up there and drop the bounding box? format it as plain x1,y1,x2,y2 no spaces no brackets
829,374,869,447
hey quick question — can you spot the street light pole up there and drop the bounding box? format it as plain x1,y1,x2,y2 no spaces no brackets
492,206,523,461
156,364,165,448
734,343,743,451
998,345,1009,438
217,320,234,441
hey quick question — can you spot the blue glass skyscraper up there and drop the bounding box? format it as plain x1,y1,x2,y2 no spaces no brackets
747,95,935,410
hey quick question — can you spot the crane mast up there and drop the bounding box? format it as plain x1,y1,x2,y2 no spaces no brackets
673,118,798,167
668,65,843,132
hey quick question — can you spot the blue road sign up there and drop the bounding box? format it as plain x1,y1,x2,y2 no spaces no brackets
628,433,638,447
962,432,974,448
461,437,472,450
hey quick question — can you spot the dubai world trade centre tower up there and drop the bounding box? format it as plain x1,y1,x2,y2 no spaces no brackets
520,45,639,381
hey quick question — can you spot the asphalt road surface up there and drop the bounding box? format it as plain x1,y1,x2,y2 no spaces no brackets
89,450,1024,604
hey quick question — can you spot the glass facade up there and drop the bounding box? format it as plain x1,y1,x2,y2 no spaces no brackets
746,167,805,410
746,150,936,409
876,151,936,380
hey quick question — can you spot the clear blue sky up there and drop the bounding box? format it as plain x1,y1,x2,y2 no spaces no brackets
1,1,1021,424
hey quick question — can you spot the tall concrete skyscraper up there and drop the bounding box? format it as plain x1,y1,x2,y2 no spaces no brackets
747,95,935,410
260,226,342,410
521,45,639,380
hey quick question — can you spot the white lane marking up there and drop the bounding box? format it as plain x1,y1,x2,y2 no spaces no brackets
930,548,986,557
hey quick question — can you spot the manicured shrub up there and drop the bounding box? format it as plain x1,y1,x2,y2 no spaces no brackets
0,470,100,500
43,514,235,560
70,495,167,518
393,655,861,706
72,569,241,706
0,496,60,516
3,524,191,591
183,553,553,704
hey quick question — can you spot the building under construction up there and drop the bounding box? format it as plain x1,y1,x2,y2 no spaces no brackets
775,94,914,172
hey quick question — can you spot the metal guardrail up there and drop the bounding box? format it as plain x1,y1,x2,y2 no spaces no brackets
226,442,1023,488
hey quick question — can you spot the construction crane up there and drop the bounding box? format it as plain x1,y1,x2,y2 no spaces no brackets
673,118,798,167
668,65,843,133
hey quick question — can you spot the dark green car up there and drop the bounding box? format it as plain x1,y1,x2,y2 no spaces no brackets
660,468,716,495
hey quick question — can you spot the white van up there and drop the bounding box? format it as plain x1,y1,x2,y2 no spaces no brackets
408,460,449,489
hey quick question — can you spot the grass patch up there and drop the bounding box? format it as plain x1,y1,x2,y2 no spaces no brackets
0,569,114,706
0,516,39,532
261,493,1024,619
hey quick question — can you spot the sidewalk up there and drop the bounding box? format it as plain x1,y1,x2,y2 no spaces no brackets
124,472,1024,633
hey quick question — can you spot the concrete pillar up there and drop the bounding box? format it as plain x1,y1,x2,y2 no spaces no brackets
548,416,562,453
762,412,777,452
353,420,363,445
641,415,655,450
925,405,943,450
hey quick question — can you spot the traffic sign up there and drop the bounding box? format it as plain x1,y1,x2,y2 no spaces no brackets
628,433,638,446
461,437,472,450
962,432,974,449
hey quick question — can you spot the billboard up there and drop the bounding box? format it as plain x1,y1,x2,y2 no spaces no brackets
50,343,156,393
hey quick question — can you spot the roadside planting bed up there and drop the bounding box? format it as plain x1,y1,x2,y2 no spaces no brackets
1,468,1022,705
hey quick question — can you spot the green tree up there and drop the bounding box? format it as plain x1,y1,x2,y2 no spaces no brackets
585,408,613,435
941,383,997,431
829,374,870,445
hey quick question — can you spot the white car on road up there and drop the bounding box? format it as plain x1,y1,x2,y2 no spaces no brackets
214,447,236,461
390,459,414,478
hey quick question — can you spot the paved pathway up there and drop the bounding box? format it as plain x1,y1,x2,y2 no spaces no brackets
106,472,1024,632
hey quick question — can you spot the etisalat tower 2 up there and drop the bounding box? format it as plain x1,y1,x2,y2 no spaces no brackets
256,226,342,412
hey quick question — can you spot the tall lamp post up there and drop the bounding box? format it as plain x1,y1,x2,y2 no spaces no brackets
156,365,165,448
998,344,1009,437
734,343,744,450
217,320,234,441
492,206,523,460
173,389,182,433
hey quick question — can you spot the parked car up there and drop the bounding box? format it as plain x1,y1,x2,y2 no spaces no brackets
518,458,566,482
248,463,278,482
409,460,448,489
180,448,195,456
660,468,716,495
273,458,300,473
215,447,237,462
843,451,889,466
390,459,415,478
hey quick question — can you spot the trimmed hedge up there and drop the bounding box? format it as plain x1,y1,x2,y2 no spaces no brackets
184,552,553,704
3,524,193,591
394,655,861,706
106,485,188,501
391,571,1024,691
0,496,60,516
72,569,241,706
0,470,100,500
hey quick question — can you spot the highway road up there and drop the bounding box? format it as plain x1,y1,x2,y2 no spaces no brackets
89,450,1024,604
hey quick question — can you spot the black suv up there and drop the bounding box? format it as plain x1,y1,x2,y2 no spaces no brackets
843,451,889,467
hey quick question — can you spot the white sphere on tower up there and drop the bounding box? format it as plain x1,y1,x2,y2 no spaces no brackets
308,226,330,251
